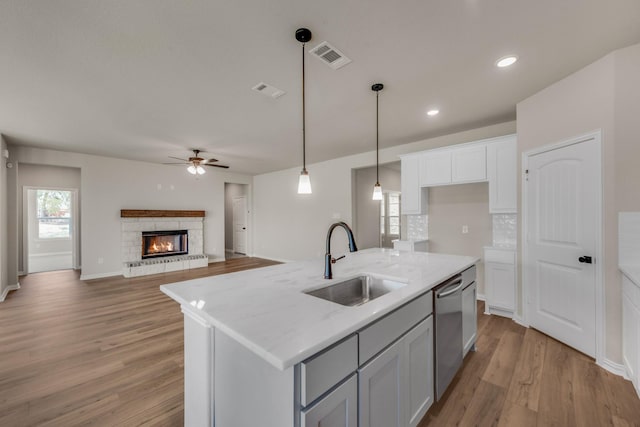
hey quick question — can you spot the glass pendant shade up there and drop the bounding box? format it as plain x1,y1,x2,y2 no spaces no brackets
298,169,312,194
372,182,383,200
188,165,206,175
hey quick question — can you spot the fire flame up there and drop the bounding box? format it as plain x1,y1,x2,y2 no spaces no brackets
148,240,174,254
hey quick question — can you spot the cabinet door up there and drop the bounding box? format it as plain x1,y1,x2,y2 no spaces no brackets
462,282,477,356
420,150,451,186
401,155,426,214
487,137,517,213
359,338,406,427
301,374,357,427
451,145,486,183
404,316,434,427
486,262,515,312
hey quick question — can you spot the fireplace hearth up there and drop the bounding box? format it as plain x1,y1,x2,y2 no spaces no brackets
142,230,188,259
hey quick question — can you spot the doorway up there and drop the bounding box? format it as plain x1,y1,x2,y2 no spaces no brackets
25,187,79,273
523,132,602,359
224,183,249,259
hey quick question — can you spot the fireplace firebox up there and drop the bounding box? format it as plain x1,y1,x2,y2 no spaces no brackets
141,230,188,259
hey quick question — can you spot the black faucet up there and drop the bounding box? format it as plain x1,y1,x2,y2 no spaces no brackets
324,222,358,279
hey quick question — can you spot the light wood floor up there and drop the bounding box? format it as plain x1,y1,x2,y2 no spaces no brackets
419,304,640,427
1,261,639,426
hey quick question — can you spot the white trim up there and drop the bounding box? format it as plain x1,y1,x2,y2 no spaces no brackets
476,292,486,301
0,283,21,302
521,130,604,364
598,358,628,379
512,314,528,328
80,271,122,281
28,251,72,258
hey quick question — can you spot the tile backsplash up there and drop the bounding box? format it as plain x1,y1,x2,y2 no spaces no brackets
492,214,517,247
406,214,428,240
619,212,640,266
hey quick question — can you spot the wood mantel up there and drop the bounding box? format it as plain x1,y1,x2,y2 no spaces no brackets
120,209,205,218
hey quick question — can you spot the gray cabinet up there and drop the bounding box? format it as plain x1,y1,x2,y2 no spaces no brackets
359,337,405,427
462,281,477,357
358,315,434,427
405,316,434,427
301,374,358,427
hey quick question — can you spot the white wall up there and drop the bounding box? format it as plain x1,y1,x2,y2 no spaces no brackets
0,135,8,297
353,164,401,250
516,41,640,365
7,145,252,280
428,182,492,296
253,121,516,262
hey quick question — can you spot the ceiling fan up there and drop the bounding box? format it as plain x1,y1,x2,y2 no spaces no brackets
164,149,229,175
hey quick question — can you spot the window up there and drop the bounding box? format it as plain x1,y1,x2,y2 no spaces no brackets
380,192,401,245
37,190,71,239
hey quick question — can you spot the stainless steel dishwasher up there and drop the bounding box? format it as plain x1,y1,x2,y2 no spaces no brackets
434,272,464,401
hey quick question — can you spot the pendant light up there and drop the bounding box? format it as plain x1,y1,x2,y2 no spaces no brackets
372,83,384,200
296,28,312,194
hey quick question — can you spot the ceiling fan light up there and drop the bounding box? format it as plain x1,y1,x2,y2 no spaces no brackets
298,169,312,194
196,166,206,175
372,182,383,201
187,165,197,175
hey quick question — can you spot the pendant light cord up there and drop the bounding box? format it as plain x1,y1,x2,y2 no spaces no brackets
302,42,306,171
376,90,379,184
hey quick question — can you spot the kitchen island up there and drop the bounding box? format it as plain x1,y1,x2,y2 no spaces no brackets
161,248,477,427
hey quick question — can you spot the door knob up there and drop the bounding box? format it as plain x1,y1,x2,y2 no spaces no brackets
578,256,593,264
242,227,246,230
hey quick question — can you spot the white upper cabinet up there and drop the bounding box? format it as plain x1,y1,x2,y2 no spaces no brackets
400,134,516,214
419,145,486,187
420,150,451,186
451,145,486,183
487,136,517,213
400,154,427,215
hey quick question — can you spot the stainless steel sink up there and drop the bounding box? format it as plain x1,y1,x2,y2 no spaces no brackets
304,275,407,306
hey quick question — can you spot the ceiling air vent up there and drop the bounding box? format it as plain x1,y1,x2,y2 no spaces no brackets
309,42,352,70
252,82,285,99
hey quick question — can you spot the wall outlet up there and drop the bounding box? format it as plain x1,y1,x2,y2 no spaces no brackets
98,257,104,264
462,225,469,234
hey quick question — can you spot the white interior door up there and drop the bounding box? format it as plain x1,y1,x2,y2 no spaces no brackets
525,136,600,357
232,196,247,255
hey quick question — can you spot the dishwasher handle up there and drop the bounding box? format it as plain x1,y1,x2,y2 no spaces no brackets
436,279,463,298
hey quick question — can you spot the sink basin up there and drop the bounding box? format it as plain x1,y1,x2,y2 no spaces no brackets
304,275,407,307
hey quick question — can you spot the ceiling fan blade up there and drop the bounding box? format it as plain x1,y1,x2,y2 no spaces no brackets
202,158,219,164
168,156,188,162
205,163,229,169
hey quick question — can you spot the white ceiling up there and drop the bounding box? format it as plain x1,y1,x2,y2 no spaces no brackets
1,1,639,175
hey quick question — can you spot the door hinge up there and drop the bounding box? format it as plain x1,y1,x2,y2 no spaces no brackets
525,169,529,181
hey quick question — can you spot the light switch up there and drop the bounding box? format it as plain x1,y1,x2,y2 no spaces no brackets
462,225,469,234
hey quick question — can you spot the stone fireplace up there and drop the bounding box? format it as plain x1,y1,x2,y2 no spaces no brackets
120,210,208,277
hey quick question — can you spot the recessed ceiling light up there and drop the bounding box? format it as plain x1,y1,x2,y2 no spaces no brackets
427,109,439,116
496,55,518,68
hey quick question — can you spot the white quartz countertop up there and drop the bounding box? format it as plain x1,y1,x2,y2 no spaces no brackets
161,248,477,370
620,264,640,287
